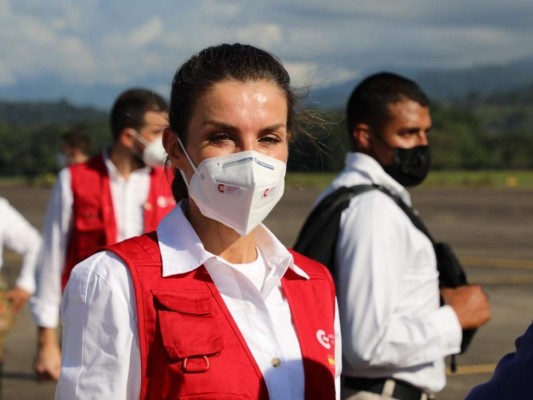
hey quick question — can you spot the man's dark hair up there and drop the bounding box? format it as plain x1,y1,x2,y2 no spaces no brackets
346,72,430,148
110,88,169,140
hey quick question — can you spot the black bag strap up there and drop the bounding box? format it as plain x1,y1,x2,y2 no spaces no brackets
293,185,378,274
294,183,432,274
376,187,470,289
373,186,436,243
293,183,476,362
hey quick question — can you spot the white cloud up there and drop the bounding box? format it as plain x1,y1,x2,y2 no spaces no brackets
234,23,284,48
0,0,532,101
201,0,244,19
130,17,163,48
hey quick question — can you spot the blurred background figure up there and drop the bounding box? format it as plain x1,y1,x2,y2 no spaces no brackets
0,197,41,313
0,197,41,364
30,88,175,381
56,129,91,167
465,321,533,399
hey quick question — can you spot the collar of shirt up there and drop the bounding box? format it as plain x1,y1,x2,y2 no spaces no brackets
342,152,412,206
156,204,309,294
102,149,151,181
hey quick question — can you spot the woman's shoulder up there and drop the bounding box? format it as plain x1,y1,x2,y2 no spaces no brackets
69,250,132,295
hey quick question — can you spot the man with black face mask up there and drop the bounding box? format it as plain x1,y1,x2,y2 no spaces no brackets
296,72,490,400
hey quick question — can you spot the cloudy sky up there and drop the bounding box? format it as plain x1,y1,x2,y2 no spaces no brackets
1,0,533,105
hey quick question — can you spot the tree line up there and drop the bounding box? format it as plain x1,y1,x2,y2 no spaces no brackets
1,88,532,178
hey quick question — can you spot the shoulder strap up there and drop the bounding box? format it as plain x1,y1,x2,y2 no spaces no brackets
295,183,476,360
293,184,435,275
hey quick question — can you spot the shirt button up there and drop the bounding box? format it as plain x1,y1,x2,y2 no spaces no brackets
271,357,281,367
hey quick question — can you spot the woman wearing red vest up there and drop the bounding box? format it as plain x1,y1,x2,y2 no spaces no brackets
57,43,341,400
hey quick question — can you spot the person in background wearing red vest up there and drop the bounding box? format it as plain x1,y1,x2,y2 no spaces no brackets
30,88,175,381
56,43,341,399
56,128,91,167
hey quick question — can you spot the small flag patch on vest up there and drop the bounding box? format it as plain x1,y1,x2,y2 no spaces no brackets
328,355,335,367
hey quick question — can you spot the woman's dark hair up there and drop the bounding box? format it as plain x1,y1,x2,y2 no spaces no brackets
168,43,303,200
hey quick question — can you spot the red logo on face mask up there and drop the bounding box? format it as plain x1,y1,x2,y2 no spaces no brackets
263,187,274,198
218,184,225,193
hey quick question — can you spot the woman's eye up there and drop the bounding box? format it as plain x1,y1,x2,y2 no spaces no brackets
260,135,282,144
209,132,232,142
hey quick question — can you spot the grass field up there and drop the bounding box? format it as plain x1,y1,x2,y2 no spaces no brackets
1,169,533,190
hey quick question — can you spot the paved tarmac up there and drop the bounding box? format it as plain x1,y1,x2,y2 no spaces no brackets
1,182,533,399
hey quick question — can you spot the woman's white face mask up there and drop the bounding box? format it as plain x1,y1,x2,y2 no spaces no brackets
177,138,286,236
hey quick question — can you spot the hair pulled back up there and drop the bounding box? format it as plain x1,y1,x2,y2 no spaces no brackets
168,43,300,200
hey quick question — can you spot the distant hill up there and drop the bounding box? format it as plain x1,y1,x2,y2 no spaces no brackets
307,57,533,109
0,99,107,125
416,57,533,100
483,82,533,106
0,79,532,175
1,57,533,118
0,73,170,110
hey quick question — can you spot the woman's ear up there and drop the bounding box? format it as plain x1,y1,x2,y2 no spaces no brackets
163,128,185,169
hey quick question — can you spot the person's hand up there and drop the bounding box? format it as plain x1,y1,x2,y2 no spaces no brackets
441,285,491,329
34,327,61,381
1,286,31,314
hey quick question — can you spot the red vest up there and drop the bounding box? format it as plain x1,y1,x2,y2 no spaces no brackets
107,233,337,400
63,155,175,289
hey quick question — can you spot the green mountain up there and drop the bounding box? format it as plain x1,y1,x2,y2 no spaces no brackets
0,99,106,125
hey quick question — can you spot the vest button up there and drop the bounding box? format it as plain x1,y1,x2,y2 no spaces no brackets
271,357,281,367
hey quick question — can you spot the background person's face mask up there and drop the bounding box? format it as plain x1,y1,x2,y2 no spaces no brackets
178,138,286,236
133,133,167,167
384,145,431,187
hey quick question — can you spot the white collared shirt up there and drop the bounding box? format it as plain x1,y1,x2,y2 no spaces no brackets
56,205,342,400
0,197,41,293
30,152,152,328
324,152,461,393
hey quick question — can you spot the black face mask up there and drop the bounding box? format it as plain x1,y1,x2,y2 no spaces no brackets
383,145,431,187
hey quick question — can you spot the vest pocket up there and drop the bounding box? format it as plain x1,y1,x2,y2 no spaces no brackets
153,291,224,363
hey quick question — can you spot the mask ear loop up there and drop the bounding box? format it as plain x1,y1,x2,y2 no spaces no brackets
132,131,148,146
176,137,204,185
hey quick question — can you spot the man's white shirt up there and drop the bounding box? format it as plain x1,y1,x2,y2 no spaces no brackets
30,153,152,328
322,152,461,393
0,197,41,292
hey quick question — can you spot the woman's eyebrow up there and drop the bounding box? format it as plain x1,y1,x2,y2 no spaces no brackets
201,120,287,134
261,123,287,134
201,120,237,131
